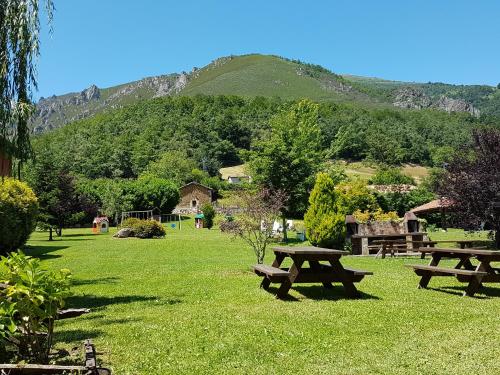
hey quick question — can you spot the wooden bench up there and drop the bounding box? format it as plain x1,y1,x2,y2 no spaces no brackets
343,267,374,276
408,247,500,296
253,264,290,283
407,264,488,277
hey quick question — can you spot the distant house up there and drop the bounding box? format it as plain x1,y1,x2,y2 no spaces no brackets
227,175,252,184
175,182,215,213
219,164,252,185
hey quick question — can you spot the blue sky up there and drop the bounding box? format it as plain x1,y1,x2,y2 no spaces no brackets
37,0,500,99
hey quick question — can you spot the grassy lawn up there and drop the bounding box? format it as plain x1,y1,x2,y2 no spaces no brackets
24,221,499,375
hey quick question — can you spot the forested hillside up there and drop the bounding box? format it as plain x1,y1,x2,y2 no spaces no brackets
32,94,494,181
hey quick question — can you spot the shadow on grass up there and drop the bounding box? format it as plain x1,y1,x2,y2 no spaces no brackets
428,285,500,298
22,245,68,260
72,277,121,286
59,233,98,238
67,294,182,311
55,328,103,344
265,285,380,301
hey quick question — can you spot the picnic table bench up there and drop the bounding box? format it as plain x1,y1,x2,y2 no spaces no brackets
372,239,408,259
406,247,500,297
254,246,372,299
407,239,489,249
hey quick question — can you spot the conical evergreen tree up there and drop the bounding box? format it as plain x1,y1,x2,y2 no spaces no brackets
304,172,345,248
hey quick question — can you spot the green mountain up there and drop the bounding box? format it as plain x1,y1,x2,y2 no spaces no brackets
32,54,499,133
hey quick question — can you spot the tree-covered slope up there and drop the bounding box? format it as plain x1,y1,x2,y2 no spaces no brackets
31,94,493,182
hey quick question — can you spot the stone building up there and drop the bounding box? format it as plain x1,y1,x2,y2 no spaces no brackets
175,182,215,213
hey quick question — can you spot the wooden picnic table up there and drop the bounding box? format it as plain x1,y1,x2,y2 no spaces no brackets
407,239,489,249
253,246,372,299
372,239,407,259
407,247,500,297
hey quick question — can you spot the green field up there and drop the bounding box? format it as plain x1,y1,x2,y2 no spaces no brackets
24,222,499,374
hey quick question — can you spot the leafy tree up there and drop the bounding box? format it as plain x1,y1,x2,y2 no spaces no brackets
25,146,96,240
250,99,322,239
220,189,287,264
0,0,54,175
132,176,179,213
438,128,500,247
143,150,198,186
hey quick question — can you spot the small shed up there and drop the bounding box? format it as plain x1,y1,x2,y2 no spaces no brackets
92,216,109,233
195,213,205,229
176,182,215,213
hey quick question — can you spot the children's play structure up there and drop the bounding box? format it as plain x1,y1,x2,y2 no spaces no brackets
92,216,110,233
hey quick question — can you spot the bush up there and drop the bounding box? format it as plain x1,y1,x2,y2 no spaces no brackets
0,178,38,254
370,167,415,185
201,203,215,229
120,217,143,230
121,218,165,238
134,220,165,239
353,209,400,223
0,252,71,363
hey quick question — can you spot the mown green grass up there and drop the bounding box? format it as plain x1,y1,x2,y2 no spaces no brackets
24,222,500,374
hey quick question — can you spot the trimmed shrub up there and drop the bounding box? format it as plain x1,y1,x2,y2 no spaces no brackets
120,217,142,230
0,178,38,254
201,203,215,229
120,218,165,238
134,220,165,239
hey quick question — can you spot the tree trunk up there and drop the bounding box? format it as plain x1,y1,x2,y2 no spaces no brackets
56,227,62,237
282,216,288,243
49,227,53,241
495,229,500,249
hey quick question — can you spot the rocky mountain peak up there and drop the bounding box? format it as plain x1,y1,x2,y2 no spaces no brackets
81,84,100,101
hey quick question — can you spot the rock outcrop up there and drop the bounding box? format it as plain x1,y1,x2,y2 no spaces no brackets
433,95,480,116
393,87,479,116
393,87,432,109
32,73,189,133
